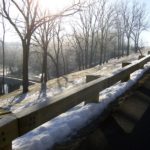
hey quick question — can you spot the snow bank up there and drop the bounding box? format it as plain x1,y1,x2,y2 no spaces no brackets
12,62,150,150
5,77,85,113
12,103,104,150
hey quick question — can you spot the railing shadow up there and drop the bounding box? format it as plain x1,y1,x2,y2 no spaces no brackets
5,93,27,110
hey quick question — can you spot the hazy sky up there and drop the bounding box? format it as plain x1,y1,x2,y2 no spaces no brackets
0,0,150,46
0,0,77,43
140,0,150,46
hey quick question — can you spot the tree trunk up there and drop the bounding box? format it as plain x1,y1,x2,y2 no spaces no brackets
99,32,104,64
61,48,66,75
22,43,29,93
41,49,47,84
113,44,116,58
2,21,5,94
2,38,5,94
134,38,139,53
103,45,107,63
127,37,130,56
99,41,104,64
89,32,95,67
121,35,124,57
134,40,137,53
56,64,60,78
117,35,120,58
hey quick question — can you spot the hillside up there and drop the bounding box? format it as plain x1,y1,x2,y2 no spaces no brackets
0,49,149,114
12,52,150,150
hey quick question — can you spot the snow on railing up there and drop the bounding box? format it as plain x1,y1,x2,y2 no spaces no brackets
0,54,150,150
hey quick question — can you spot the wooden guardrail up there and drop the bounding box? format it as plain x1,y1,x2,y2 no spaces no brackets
0,54,150,149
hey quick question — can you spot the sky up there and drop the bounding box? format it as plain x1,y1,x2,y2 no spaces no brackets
39,0,74,11
0,0,150,46
140,0,150,46
0,0,77,43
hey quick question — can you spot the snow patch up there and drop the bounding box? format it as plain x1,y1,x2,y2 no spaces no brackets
12,62,150,150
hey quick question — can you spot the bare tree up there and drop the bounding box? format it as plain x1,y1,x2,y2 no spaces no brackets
1,0,43,93
71,0,103,68
71,4,91,69
101,4,114,63
66,33,84,70
47,19,65,78
1,0,81,93
33,16,71,86
33,11,54,85
0,11,6,94
131,2,149,53
120,1,137,56
71,0,115,68
114,3,125,58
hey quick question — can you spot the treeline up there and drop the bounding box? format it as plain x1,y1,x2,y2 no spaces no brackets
0,0,149,94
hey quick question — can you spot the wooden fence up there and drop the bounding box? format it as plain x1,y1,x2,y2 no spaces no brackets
0,54,150,150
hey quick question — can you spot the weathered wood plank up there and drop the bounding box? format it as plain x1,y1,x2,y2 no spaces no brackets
15,76,110,135
0,55,149,148
0,114,18,149
86,75,101,83
138,55,145,60
15,55,150,135
122,62,131,68
0,109,11,116
121,62,132,82
86,75,101,103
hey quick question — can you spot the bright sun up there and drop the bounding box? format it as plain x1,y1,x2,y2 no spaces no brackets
39,0,73,12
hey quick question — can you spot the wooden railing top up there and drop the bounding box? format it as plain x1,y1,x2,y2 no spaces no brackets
0,55,150,148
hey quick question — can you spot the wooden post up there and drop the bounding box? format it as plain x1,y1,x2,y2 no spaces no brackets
86,75,101,83
122,62,131,68
138,55,145,60
121,62,131,82
85,75,101,103
0,144,12,150
137,56,145,69
0,114,18,150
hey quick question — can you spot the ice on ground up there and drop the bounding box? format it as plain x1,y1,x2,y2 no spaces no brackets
12,62,150,150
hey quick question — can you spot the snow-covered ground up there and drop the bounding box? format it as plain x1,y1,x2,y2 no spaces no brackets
0,50,149,149
12,61,150,150
0,50,149,113
0,77,86,113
